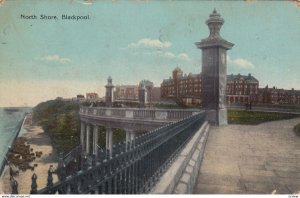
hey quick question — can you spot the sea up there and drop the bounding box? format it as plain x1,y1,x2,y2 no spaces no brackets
0,107,32,176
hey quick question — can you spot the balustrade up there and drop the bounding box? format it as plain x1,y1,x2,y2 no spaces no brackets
79,107,200,121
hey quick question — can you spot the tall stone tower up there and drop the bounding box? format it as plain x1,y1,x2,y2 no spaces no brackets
105,76,114,107
196,9,234,125
139,82,147,108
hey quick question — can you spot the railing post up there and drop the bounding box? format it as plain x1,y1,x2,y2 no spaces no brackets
92,154,96,166
82,155,88,171
47,169,53,185
30,173,38,194
73,159,78,175
11,178,18,194
46,166,53,193
59,163,66,182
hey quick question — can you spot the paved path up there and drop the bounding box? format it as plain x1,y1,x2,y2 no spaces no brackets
194,118,300,194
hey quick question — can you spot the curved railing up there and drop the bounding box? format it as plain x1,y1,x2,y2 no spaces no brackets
33,111,206,194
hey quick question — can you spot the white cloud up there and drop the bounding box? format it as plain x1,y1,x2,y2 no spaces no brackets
162,52,176,59
38,55,71,64
227,56,255,69
127,38,172,49
178,53,192,62
155,51,192,62
124,38,191,62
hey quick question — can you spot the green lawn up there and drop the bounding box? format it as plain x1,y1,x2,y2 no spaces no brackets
294,123,300,136
228,110,300,125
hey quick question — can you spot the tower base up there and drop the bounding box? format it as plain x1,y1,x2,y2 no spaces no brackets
206,108,228,126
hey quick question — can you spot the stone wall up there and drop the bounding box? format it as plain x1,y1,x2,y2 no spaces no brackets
151,121,210,194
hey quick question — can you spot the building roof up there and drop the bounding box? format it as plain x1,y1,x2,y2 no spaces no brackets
163,72,258,84
258,85,300,95
139,80,154,87
173,67,182,73
162,78,173,83
227,73,258,82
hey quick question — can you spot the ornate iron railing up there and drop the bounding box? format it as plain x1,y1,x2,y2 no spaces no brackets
62,145,82,165
30,111,205,194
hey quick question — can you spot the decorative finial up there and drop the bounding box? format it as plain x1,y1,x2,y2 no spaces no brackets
106,76,114,87
213,8,217,13
72,159,78,175
83,155,89,170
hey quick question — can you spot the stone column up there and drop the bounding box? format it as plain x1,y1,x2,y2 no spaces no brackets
106,127,113,157
195,9,234,126
125,130,135,150
126,130,130,144
86,124,91,154
93,125,99,157
106,129,109,151
80,122,86,153
130,131,136,148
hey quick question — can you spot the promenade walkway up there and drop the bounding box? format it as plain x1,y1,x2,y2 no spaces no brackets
194,118,300,194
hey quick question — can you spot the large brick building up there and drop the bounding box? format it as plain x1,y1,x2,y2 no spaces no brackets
161,68,259,105
114,80,160,103
161,67,300,105
258,85,300,104
226,73,259,104
161,67,201,104
114,85,139,100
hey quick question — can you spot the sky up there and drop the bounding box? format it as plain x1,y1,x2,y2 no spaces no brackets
0,0,299,107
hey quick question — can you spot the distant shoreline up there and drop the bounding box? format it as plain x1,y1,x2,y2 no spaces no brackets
0,114,27,177
0,106,33,108
0,113,59,194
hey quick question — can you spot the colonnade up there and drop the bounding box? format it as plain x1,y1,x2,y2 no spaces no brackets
80,121,136,158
